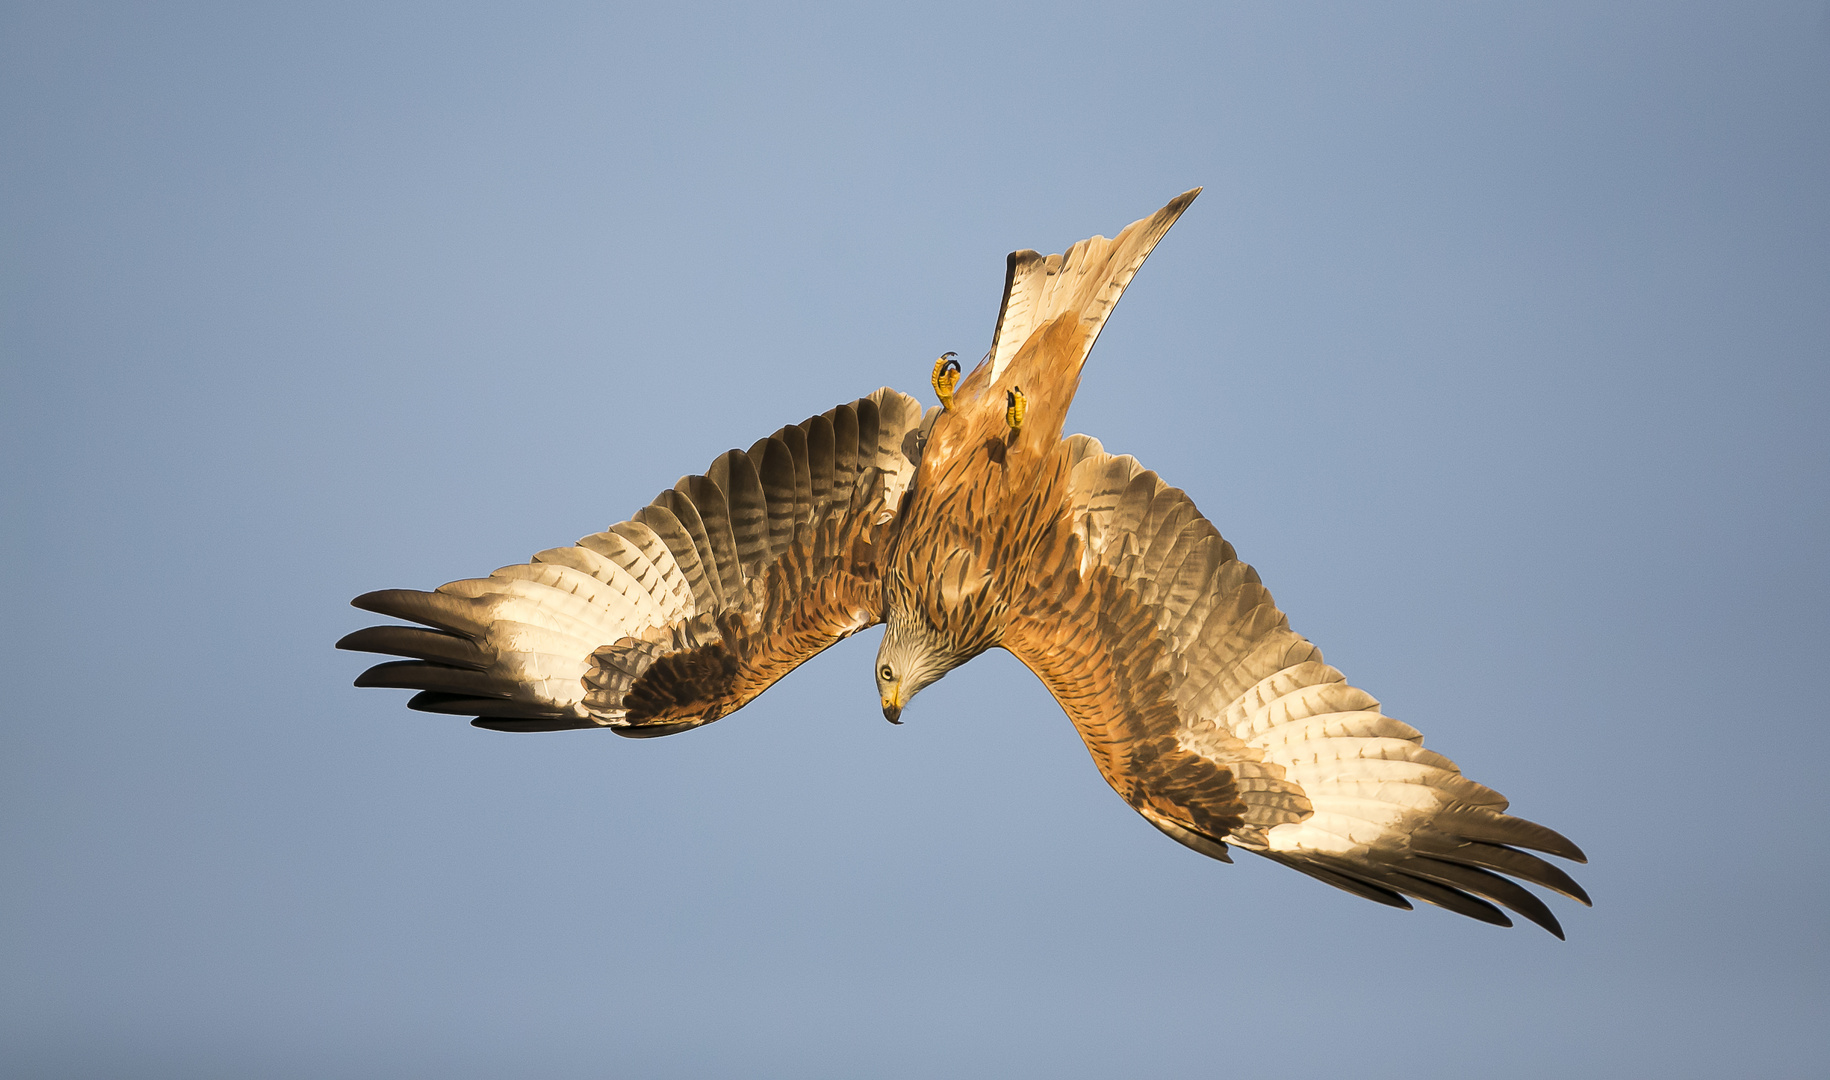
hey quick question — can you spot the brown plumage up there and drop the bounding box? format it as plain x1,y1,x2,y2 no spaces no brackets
341,190,1589,935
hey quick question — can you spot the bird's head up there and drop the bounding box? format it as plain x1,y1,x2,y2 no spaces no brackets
874,614,965,724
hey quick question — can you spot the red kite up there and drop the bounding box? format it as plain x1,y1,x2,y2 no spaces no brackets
341,190,1588,935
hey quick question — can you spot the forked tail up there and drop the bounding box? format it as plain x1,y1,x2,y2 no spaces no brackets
985,187,1200,386
946,188,1201,449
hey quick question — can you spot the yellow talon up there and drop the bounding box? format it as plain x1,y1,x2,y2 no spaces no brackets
1005,385,1026,432
931,352,960,411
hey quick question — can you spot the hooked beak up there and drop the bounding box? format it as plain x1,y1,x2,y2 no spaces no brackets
881,696,903,725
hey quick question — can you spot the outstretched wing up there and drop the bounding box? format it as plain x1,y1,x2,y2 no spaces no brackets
1002,435,1590,935
339,389,931,736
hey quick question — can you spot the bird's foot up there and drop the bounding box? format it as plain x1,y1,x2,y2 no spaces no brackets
1005,386,1027,433
931,352,960,411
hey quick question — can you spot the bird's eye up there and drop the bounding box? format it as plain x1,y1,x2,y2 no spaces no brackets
880,665,894,681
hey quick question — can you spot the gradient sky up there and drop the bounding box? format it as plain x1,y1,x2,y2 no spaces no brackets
5,3,1827,1077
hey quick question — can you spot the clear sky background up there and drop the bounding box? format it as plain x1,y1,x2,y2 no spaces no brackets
4,3,1827,1077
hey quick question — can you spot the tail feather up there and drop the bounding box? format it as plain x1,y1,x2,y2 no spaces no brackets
985,187,1200,386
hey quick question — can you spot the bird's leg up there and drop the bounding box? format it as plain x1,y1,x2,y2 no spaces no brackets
1005,386,1027,433
931,352,961,411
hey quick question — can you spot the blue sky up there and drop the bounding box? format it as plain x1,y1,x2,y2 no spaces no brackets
4,3,1827,1076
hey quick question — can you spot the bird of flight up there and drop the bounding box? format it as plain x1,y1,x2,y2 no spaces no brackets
340,189,1589,936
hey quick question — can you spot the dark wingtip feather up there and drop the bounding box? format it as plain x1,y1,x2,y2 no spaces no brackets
1389,873,1514,929
353,660,420,688
351,589,414,615
1404,858,1567,938
611,719,708,739
405,691,567,720
1413,836,1593,907
337,625,488,669
471,718,602,733
349,588,480,636
354,660,509,699
1440,805,1588,863
1257,852,1413,910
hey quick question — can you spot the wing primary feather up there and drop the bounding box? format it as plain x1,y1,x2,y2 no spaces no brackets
472,718,601,732
1411,837,1593,905
1398,857,1567,939
335,625,487,669
609,719,705,739
1257,852,1413,910
1434,806,1589,863
351,589,481,636
354,660,505,696
1379,870,1514,927
406,691,569,719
